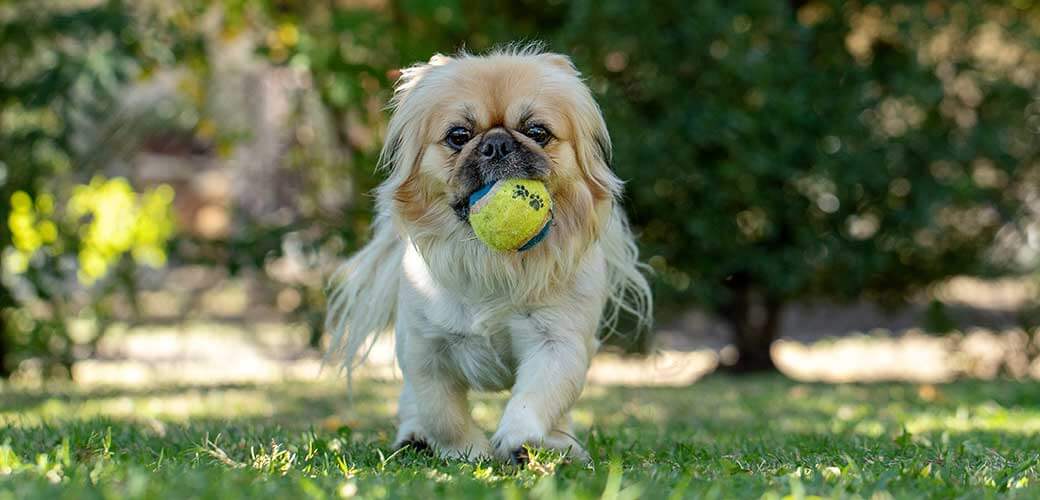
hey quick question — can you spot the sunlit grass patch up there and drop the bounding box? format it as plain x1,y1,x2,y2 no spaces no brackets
2,376,1039,498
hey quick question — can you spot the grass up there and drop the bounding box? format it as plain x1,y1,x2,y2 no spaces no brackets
2,375,1039,499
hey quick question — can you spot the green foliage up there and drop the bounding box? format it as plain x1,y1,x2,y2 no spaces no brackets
7,178,175,284
2,376,1040,497
3,0,1039,373
561,1,1040,312
0,0,188,374
552,1,1039,366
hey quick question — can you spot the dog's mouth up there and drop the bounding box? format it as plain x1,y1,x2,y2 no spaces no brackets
452,194,475,223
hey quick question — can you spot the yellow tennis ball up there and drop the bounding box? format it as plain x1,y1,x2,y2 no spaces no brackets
468,178,553,252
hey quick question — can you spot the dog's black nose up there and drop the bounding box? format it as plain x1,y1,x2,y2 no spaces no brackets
479,130,515,161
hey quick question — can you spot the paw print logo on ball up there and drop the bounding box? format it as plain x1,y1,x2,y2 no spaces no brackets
512,185,531,200
510,184,544,211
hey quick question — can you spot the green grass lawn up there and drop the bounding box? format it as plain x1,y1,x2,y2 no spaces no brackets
2,375,1039,499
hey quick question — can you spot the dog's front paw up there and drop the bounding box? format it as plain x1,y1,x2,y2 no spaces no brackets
492,433,590,465
394,435,433,455
492,417,589,465
394,428,491,462
510,445,530,465
491,410,546,463
492,438,534,465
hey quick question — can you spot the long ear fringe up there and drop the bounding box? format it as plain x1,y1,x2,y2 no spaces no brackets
324,52,453,383
599,206,654,339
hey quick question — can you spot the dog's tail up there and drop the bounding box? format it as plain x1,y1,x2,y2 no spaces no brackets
324,215,404,383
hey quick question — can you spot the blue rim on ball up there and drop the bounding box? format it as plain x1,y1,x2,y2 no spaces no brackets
516,212,552,251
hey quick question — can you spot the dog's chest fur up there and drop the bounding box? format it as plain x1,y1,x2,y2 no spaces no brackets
423,284,549,391
418,298,550,392
402,244,549,391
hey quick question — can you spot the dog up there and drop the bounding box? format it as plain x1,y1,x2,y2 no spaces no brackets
326,45,651,463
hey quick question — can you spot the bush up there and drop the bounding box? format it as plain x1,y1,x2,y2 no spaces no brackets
561,0,1039,369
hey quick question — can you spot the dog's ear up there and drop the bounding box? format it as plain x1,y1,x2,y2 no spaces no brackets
380,54,454,172
572,98,619,202
376,54,456,214
395,53,454,94
539,53,580,76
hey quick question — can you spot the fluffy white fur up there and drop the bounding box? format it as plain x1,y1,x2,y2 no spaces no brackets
326,45,651,462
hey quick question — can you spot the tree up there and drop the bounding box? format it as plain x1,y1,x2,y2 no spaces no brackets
560,0,1040,370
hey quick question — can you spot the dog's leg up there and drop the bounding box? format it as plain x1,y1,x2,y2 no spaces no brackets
394,332,491,461
491,318,592,463
393,381,433,454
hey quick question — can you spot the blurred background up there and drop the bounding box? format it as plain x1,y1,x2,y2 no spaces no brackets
2,0,1039,385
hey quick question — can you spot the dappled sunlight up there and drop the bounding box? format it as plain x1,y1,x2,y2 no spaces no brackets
58,317,1040,392
3,373,1039,497
3,387,278,425
774,329,1040,383
569,378,1040,446
6,321,1036,451
60,323,721,388
905,405,1040,435
0,381,400,432
774,334,952,383
2,269,1038,499
9,375,1039,444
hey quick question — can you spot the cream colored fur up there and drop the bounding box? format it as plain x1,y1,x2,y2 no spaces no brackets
326,45,651,462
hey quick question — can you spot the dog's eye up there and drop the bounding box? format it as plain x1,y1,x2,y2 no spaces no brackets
445,127,472,150
523,125,552,146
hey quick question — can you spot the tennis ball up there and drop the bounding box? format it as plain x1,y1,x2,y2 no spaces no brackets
468,178,553,252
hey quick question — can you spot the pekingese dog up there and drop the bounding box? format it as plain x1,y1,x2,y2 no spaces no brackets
326,45,651,463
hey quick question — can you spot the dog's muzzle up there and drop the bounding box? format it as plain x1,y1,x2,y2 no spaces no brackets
453,128,549,222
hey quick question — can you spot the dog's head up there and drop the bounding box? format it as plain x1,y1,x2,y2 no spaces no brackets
377,47,622,257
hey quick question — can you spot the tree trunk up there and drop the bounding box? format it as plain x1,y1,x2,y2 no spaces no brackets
719,278,782,373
